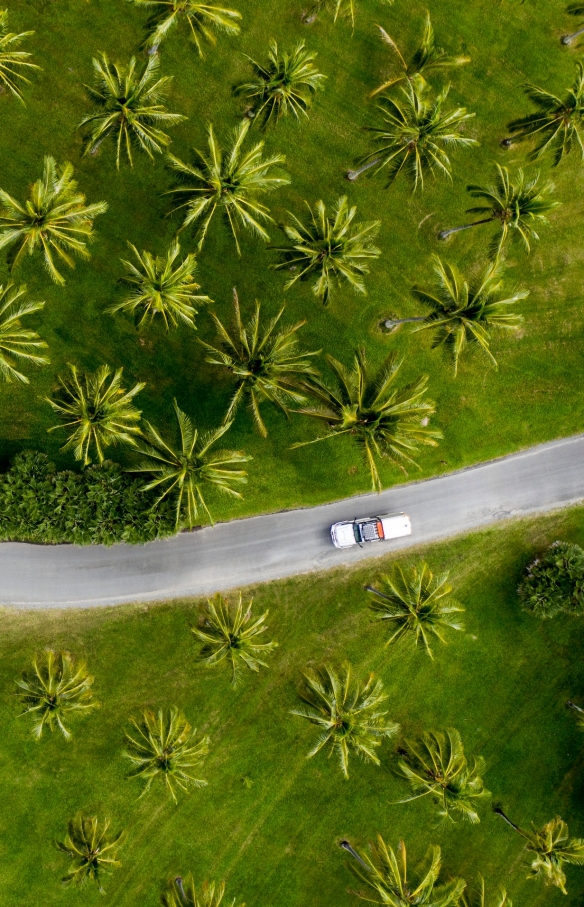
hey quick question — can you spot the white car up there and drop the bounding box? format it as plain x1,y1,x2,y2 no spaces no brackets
330,513,412,549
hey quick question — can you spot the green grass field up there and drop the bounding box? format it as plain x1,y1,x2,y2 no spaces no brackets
1,0,584,521
3,508,584,907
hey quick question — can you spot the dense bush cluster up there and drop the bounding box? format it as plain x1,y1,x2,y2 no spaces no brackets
0,451,175,545
518,540,584,619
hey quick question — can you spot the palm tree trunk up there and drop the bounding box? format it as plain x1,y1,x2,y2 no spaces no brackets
339,839,370,870
438,218,493,241
384,316,426,330
562,25,584,44
347,158,382,181
493,806,520,831
567,700,584,713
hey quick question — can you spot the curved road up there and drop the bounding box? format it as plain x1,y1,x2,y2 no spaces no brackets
2,433,584,609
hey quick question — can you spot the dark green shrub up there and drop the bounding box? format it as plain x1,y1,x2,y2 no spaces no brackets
518,541,584,619
0,451,175,546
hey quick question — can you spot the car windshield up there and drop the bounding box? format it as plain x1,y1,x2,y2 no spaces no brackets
353,523,361,543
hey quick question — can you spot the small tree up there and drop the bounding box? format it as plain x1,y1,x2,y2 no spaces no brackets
0,156,108,285
366,561,464,658
110,241,211,329
130,0,241,55
46,364,144,466
291,661,399,778
193,593,278,687
16,649,98,739
396,728,490,824
0,8,40,101
494,809,584,895
371,14,470,97
273,196,381,305
342,836,466,907
78,53,185,168
125,707,209,801
294,348,441,492
236,41,326,126
56,813,123,892
518,541,584,619
167,120,289,253
163,877,244,907
506,62,584,166
200,289,319,436
349,78,477,190
0,282,48,383
130,400,249,528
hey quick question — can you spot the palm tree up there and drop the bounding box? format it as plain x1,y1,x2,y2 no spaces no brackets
371,14,470,98
0,282,48,382
236,40,326,126
163,877,244,907
130,0,241,55
438,164,558,259
0,9,40,101
348,79,477,190
494,809,584,894
366,561,464,657
125,707,209,802
303,0,389,28
395,729,490,824
200,288,319,436
130,400,249,528
462,878,511,907
78,53,186,168
16,649,98,739
167,120,289,253
192,593,278,686
291,661,399,778
110,240,211,329
341,836,466,907
56,813,123,892
0,156,108,285
562,4,584,45
46,364,144,466
293,348,441,492
273,196,381,305
505,63,584,165
411,258,526,374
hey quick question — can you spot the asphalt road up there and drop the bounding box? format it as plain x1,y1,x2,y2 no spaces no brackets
2,433,584,609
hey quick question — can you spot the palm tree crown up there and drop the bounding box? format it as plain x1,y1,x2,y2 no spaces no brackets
16,649,98,739
56,814,123,893
0,8,40,101
366,561,465,657
291,661,399,778
125,707,209,801
0,156,108,285
167,120,289,253
462,877,511,907
305,0,390,29
130,399,249,528
193,593,278,687
46,364,144,466
110,240,211,329
439,164,559,259
0,282,48,383
343,836,466,907
396,728,490,824
273,196,381,305
200,288,319,436
78,53,185,168
294,348,441,492
412,258,526,374
236,40,326,126
357,79,477,190
130,0,242,55
507,62,584,165
495,810,584,895
371,14,470,97
163,877,244,907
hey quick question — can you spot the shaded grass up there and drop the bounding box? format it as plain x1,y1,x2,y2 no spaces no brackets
3,508,584,905
0,0,583,519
